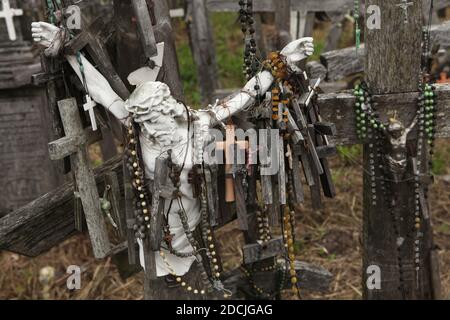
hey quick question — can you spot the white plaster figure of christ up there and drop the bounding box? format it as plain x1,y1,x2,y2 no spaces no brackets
31,21,314,277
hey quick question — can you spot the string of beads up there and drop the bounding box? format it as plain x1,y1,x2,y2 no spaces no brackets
125,123,152,238
239,0,259,81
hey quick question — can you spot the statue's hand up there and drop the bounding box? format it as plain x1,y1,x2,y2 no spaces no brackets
31,22,66,57
31,22,60,48
280,37,315,74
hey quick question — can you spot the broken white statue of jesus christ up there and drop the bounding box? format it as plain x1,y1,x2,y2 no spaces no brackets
31,21,315,277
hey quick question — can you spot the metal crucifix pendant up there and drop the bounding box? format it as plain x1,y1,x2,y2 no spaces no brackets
83,95,98,131
396,0,414,24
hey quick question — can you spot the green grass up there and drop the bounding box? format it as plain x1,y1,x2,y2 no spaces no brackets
431,143,450,175
211,13,245,89
174,13,245,107
309,39,325,61
337,145,363,166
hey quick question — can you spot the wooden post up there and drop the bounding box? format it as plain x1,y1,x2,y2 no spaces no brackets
49,98,111,259
362,0,435,299
186,0,219,105
0,0,65,217
275,0,291,47
153,0,185,101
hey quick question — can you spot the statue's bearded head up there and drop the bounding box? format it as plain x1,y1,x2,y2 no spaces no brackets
124,82,186,147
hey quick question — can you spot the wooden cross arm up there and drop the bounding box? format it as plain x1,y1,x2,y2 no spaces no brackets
317,83,450,146
222,260,333,295
242,237,284,265
64,18,114,55
48,127,102,160
0,156,123,257
320,21,450,81
314,122,337,136
206,0,354,13
149,156,170,251
31,72,62,86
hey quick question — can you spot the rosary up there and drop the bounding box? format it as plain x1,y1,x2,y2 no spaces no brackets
352,23,437,296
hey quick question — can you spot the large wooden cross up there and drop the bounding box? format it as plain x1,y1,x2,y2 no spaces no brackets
2,0,449,300
48,98,111,259
316,0,450,299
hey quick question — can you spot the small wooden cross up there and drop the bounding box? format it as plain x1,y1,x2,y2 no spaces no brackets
48,98,110,259
0,0,23,41
396,0,414,24
83,95,98,131
215,124,248,203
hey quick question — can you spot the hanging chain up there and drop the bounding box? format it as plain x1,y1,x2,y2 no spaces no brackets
354,0,361,53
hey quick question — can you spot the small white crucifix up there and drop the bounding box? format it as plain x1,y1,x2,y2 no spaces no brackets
83,95,98,131
396,0,414,24
0,0,23,41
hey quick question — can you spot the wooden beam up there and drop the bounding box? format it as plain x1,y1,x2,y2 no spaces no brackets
223,260,333,296
318,84,450,146
320,21,450,81
0,156,123,257
275,0,292,47
206,0,354,13
2,83,448,257
186,0,219,104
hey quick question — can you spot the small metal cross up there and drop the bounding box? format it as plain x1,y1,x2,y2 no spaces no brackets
396,0,414,24
0,0,23,41
83,95,98,131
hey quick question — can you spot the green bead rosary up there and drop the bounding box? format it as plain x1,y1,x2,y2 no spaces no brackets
352,83,436,144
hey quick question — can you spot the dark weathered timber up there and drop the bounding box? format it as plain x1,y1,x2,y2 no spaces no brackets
186,0,219,105
123,161,138,265
319,21,450,82
0,156,123,257
149,155,169,251
206,0,354,13
65,17,130,101
275,0,291,47
153,0,185,101
320,45,365,82
317,84,450,146
0,43,42,90
242,237,284,265
306,61,327,82
54,98,111,259
234,171,249,231
0,89,62,216
114,0,185,98
362,0,434,300
223,260,333,297
324,12,345,52
131,0,158,59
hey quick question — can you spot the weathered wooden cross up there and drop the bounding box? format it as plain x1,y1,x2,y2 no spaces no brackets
8,0,450,301
48,98,111,259
315,0,450,299
0,0,23,41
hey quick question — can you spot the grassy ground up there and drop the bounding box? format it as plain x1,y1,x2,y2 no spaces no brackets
0,13,448,300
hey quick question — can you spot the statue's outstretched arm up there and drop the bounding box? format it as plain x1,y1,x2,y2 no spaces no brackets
31,22,128,122
212,37,315,123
